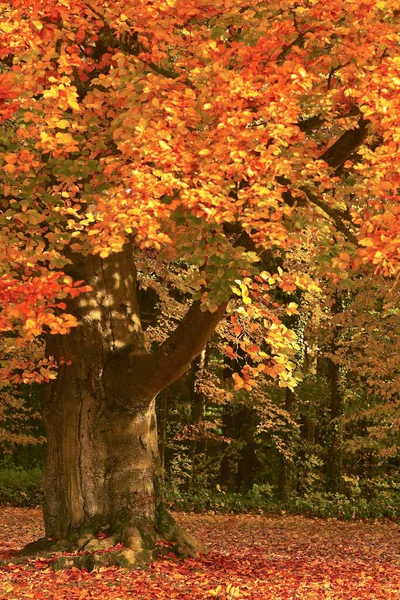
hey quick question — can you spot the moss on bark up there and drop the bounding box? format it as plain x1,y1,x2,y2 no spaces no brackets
3,505,204,571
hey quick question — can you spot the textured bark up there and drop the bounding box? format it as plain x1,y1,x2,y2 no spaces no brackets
42,247,159,559
38,244,218,566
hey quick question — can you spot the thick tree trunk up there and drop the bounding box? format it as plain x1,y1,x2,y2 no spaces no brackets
34,246,209,569
42,370,159,539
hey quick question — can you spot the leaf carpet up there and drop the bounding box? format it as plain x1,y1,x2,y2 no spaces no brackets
0,509,399,599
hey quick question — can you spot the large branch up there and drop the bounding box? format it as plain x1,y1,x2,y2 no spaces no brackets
223,119,370,256
320,118,369,169
279,118,369,243
298,187,358,244
297,106,361,132
134,299,228,397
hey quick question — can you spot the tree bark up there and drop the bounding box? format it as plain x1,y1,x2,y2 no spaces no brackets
35,245,221,568
220,404,236,491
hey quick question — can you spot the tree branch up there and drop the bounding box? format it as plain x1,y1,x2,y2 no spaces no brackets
280,119,369,242
134,299,228,397
299,188,358,244
320,119,369,169
84,1,183,80
297,115,326,132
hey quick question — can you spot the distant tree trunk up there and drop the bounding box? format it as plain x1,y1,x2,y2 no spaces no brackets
296,410,317,496
278,388,296,505
236,406,259,492
220,404,236,491
189,349,207,460
326,354,343,493
158,389,168,486
35,245,226,569
326,293,344,494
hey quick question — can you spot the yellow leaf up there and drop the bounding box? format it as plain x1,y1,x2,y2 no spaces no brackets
67,96,80,111
25,318,37,329
43,87,59,99
0,23,15,33
286,302,299,316
359,238,374,247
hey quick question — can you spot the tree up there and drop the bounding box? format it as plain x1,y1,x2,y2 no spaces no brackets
1,0,400,567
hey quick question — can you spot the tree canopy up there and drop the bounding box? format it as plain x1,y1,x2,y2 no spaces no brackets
1,0,400,386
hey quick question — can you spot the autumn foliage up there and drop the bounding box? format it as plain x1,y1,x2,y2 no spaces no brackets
1,0,400,391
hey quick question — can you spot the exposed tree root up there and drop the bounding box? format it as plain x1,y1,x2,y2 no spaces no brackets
1,506,204,571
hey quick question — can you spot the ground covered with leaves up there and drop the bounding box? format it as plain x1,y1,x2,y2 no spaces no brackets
0,509,399,599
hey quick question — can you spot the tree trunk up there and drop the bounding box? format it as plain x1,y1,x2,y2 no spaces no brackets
278,388,295,505
325,293,344,495
220,404,236,491
33,245,216,569
189,349,207,490
236,406,259,492
326,355,344,494
158,389,168,487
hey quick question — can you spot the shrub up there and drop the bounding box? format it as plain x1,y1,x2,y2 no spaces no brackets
0,464,43,507
289,489,400,520
165,485,399,521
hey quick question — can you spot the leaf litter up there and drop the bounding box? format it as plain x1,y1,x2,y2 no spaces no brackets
0,508,399,599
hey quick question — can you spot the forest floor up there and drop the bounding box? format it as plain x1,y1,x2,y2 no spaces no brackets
0,508,399,599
